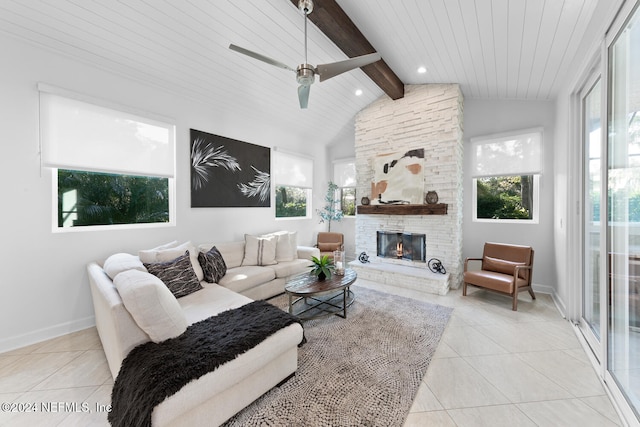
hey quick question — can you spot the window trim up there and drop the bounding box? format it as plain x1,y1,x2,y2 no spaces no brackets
333,158,356,217
273,149,313,219
274,185,312,220
51,168,176,233
39,85,177,232
472,174,540,224
338,186,356,217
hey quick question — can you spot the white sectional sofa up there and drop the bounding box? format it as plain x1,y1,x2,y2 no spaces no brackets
88,232,319,427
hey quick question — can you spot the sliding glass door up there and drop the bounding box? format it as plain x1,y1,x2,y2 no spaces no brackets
608,3,640,417
581,77,603,352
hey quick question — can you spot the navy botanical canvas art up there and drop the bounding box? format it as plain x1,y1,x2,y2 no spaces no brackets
190,129,270,207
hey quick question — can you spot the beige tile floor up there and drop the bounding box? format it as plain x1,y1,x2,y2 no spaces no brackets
0,280,626,426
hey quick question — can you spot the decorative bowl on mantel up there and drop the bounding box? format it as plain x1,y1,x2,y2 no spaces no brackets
425,191,439,204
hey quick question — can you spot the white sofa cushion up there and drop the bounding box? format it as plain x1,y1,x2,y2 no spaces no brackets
218,266,276,294
178,283,252,325
103,253,147,280
242,234,277,266
139,241,204,281
114,269,187,343
267,258,310,279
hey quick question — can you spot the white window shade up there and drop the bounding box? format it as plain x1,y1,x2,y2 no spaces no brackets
333,159,356,187
273,150,313,188
471,128,543,178
39,88,175,178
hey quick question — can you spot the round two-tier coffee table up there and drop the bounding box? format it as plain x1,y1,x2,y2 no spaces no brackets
285,268,357,320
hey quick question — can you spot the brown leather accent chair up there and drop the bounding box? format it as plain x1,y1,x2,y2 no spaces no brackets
316,232,344,259
463,242,535,311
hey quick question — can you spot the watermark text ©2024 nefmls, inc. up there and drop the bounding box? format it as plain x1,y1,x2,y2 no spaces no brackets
1,401,112,413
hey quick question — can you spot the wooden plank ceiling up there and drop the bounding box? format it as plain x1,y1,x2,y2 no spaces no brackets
0,0,600,145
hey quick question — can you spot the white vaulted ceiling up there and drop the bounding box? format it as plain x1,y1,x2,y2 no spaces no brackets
0,0,599,145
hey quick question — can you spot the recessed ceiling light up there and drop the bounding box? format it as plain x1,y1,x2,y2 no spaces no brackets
355,89,363,96
417,66,427,74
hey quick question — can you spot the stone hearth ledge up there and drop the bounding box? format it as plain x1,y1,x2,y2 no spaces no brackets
349,260,450,296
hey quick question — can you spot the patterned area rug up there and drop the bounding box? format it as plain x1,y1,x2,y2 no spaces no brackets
223,285,453,427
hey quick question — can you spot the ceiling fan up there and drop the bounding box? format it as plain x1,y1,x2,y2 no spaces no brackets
229,0,381,109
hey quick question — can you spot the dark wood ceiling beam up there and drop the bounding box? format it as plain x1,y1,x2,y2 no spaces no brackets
290,0,404,100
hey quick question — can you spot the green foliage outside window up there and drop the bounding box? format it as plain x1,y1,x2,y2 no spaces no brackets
275,185,308,218
476,175,533,220
340,187,356,216
58,170,169,227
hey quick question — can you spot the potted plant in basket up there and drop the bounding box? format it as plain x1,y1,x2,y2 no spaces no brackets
309,255,334,281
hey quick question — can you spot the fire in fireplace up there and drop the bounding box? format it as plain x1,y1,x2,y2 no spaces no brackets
376,231,426,262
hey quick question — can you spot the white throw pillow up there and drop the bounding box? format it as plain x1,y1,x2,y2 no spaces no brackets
139,241,204,281
200,241,245,269
268,231,298,262
138,240,179,259
103,253,147,280
114,269,187,343
241,234,277,266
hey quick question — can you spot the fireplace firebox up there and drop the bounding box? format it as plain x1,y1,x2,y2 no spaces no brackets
376,231,426,262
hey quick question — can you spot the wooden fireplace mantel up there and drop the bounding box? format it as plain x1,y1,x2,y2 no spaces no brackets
357,203,448,215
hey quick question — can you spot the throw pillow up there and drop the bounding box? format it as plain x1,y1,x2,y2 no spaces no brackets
268,231,298,262
318,242,341,252
242,234,277,266
199,241,245,269
113,269,187,343
198,246,227,283
139,241,204,282
103,253,147,280
144,251,203,298
138,240,179,260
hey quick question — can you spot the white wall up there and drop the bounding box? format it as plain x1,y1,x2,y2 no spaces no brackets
0,35,328,351
463,99,557,292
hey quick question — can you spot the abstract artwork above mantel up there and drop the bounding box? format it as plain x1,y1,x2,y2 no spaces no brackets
190,129,270,208
371,149,424,204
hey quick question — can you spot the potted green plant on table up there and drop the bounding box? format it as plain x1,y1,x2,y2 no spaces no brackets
309,255,334,281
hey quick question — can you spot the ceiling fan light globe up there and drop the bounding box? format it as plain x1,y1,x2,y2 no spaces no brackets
296,64,316,86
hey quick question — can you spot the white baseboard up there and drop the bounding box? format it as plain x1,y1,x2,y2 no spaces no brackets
532,283,566,318
0,315,96,354
531,282,554,295
550,291,567,318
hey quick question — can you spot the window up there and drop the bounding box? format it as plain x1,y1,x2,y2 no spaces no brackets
273,150,313,218
333,159,356,216
471,128,542,222
39,84,175,230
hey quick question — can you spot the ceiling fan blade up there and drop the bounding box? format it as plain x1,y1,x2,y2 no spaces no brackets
317,52,382,82
229,44,296,72
298,85,311,109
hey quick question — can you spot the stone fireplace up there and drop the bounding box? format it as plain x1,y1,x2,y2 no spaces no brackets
350,84,464,295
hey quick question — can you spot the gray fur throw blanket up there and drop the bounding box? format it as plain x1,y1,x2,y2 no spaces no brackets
108,300,303,427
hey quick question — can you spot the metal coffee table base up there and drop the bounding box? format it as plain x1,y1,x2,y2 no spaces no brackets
288,288,355,321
